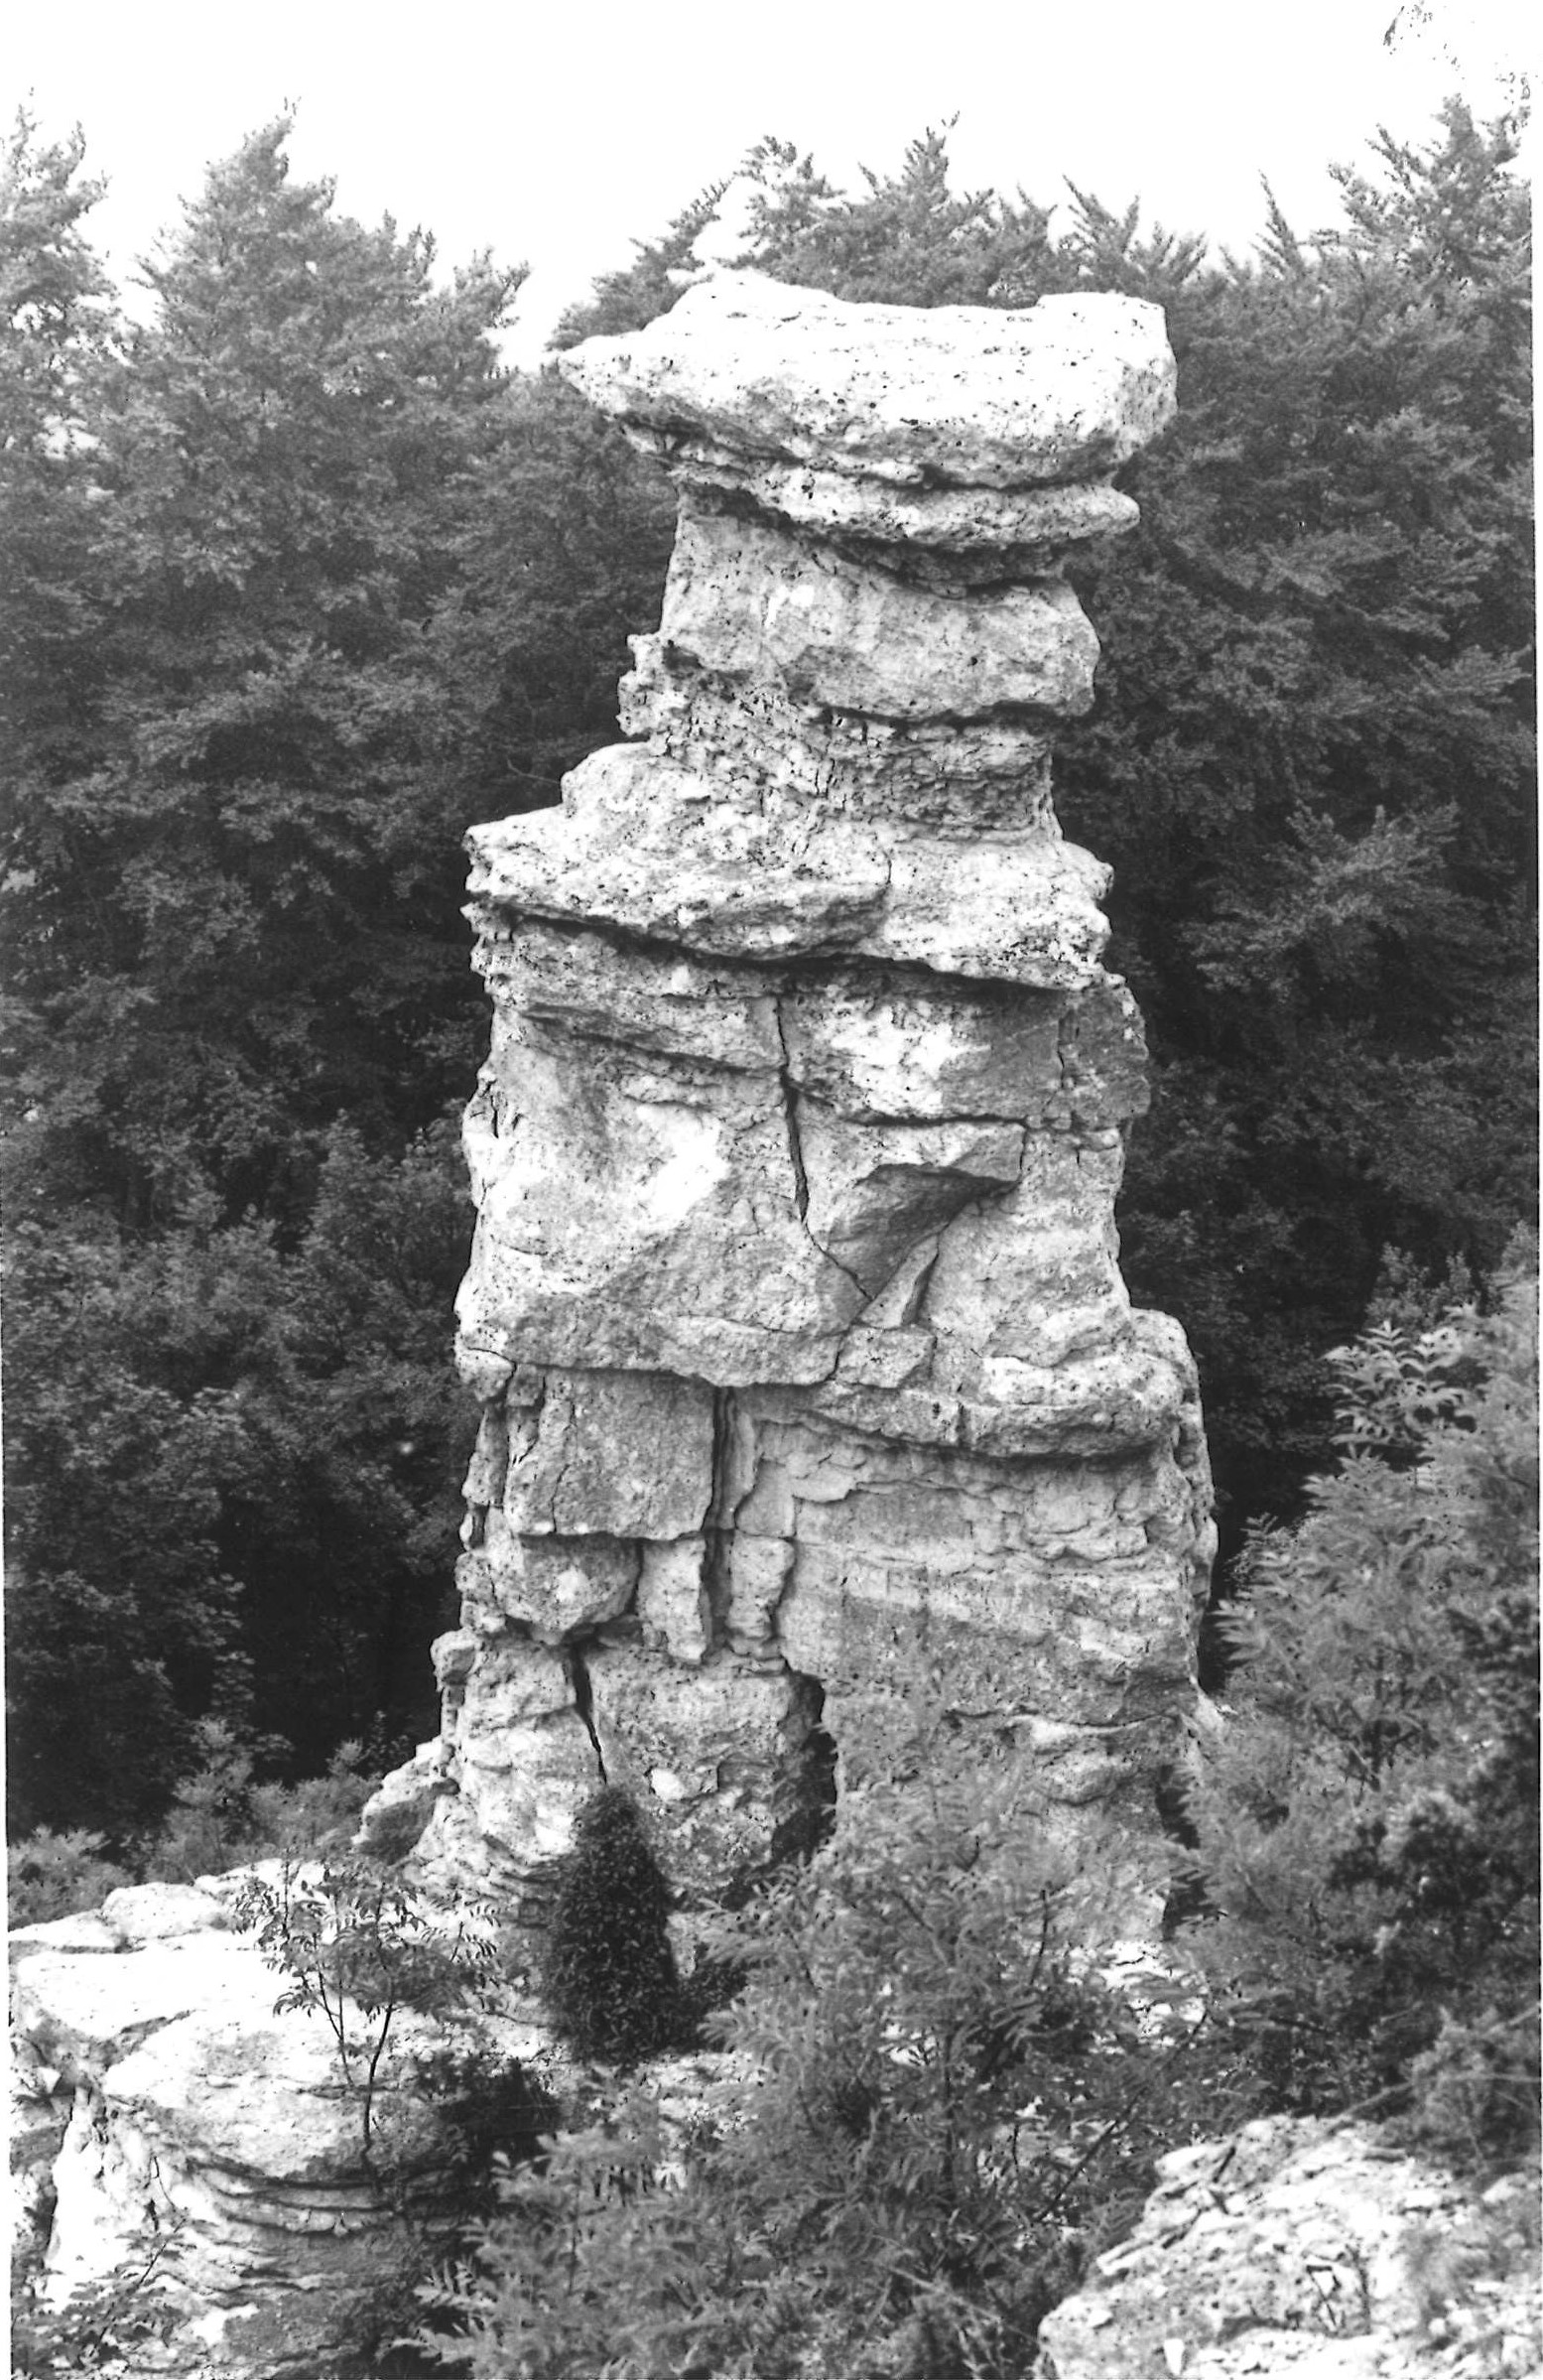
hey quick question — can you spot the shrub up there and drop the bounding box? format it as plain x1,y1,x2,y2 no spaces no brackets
236,1857,501,2161
1180,1262,1540,2151
540,1786,689,2068
6,1725,384,1927
418,2091,738,2380
686,1701,1214,2374
11,2221,188,2376
404,2042,561,2217
148,1722,381,1882
7,1829,134,1927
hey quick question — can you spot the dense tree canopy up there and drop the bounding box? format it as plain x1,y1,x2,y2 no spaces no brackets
0,116,672,1833
5,118,525,1229
2,102,1533,1841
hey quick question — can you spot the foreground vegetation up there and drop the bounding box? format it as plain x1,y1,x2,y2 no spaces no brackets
399,1267,1535,2378
14,1276,1534,2377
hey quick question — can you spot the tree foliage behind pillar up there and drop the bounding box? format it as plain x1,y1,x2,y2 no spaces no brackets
0,114,672,1838
1180,1247,1539,2153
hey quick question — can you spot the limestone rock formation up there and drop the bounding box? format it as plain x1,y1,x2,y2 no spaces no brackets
375,269,1215,1919
8,1878,545,2376
1036,2117,1541,2380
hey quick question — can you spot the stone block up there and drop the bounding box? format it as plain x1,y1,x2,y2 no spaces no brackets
637,1536,712,1663
561,272,1176,488
462,1523,640,1642
779,975,1065,1123
502,1369,716,1539
662,501,1101,721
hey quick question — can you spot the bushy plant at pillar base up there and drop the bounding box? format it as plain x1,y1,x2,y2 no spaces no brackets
541,1786,690,2067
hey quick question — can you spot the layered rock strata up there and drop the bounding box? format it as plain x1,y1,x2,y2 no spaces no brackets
382,271,1215,1916
8,1882,523,2376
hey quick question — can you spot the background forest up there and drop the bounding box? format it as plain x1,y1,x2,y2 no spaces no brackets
1,98,1534,1864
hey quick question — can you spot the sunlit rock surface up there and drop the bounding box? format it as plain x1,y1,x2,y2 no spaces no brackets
1037,2118,1542,2380
374,268,1213,1919
8,1878,545,2377
561,271,1177,485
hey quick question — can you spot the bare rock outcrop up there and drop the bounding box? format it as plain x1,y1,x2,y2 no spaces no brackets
378,270,1215,1921
1037,2118,1541,2380
8,1879,543,2376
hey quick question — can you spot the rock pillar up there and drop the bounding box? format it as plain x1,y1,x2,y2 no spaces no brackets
385,272,1214,1917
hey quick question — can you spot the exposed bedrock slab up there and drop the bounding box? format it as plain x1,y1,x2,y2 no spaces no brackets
9,1883,546,2379
1036,2118,1542,2380
372,271,1211,1924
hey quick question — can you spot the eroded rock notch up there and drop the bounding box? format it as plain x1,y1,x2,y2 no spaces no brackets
378,272,1215,1914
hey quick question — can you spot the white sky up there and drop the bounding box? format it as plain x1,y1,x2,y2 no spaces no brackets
6,0,1533,364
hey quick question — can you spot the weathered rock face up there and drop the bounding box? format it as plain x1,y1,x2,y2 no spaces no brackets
9,1880,545,2377
1037,2117,1542,2380
378,269,1215,1918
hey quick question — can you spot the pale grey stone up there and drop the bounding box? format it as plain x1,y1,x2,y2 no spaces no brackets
462,1521,640,1642
637,1536,712,1663
399,263,1207,1935
619,644,1061,827
465,744,1113,987
561,271,1176,488
646,446,1142,555
501,1369,715,1539
661,500,1101,720
1036,2117,1541,2380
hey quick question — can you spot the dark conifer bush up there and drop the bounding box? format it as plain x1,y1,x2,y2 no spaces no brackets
541,1786,688,2067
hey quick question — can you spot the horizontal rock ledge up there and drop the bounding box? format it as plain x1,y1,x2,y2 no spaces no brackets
561,271,1177,488
632,443,1142,558
465,747,1112,987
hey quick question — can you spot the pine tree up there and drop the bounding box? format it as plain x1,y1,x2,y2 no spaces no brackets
3,117,523,1230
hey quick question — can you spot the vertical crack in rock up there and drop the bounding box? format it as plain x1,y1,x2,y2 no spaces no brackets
369,271,1215,1936
774,997,812,1225
568,1641,608,1785
773,992,867,1297
703,1385,739,1646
